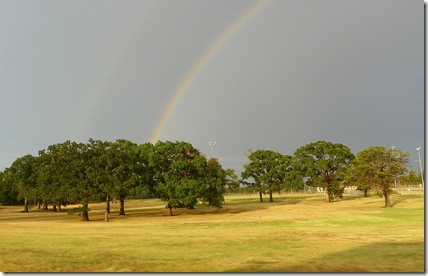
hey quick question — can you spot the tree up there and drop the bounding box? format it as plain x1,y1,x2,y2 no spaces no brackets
81,140,118,221
107,139,140,216
150,141,227,216
241,150,266,202
86,139,114,222
150,141,204,215
0,169,20,205
37,145,75,212
200,158,227,208
278,154,301,193
241,149,286,202
403,169,422,186
352,146,409,207
3,139,231,219
344,161,373,197
224,168,240,193
53,140,101,221
293,141,354,202
9,155,39,212
133,142,157,198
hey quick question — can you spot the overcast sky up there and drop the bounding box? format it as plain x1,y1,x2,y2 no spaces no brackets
0,0,424,174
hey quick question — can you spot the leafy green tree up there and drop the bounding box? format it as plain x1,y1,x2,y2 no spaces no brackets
224,168,240,193
344,161,372,197
278,154,302,193
150,141,204,215
85,139,114,221
35,149,55,210
404,169,422,186
241,150,265,202
293,141,354,202
9,155,39,212
352,146,409,207
0,169,20,205
54,140,101,221
200,158,227,208
3,139,231,219
80,139,113,221
241,149,286,202
77,139,140,221
150,141,227,215
107,139,140,216
133,142,157,198
265,153,292,200
37,144,77,212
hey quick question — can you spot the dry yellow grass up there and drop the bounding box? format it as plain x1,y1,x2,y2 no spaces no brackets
0,191,424,272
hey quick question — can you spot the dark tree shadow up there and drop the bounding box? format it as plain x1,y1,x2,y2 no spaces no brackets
225,242,424,272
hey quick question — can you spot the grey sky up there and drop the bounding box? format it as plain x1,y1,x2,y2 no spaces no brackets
0,0,424,175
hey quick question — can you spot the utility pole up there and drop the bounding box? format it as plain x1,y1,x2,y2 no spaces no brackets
416,147,424,188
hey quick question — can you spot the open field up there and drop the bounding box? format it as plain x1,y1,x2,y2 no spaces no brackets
0,190,424,272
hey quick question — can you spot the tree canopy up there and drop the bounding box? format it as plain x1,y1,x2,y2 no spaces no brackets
0,139,231,219
0,138,415,218
242,149,292,202
293,141,355,202
349,146,409,207
150,141,227,215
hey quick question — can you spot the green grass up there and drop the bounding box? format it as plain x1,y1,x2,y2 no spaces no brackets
0,191,424,272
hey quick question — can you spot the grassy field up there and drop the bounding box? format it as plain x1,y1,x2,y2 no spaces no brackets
0,190,424,272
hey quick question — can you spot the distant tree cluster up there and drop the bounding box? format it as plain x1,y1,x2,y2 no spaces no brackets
0,140,237,220
0,139,416,219
241,140,411,207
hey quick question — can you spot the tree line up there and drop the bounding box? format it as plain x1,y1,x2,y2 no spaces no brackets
0,139,417,220
241,140,413,207
0,140,238,220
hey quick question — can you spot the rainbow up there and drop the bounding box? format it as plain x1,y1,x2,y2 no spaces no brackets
149,0,268,143
76,1,160,141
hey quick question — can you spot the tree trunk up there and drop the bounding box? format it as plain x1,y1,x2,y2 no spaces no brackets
269,191,273,202
52,204,57,212
383,189,391,207
38,201,41,209
42,202,48,210
105,193,109,222
324,187,330,203
364,189,368,197
259,188,263,202
169,206,173,216
23,198,29,213
107,196,111,213
119,196,126,215
81,202,90,221
58,204,62,212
